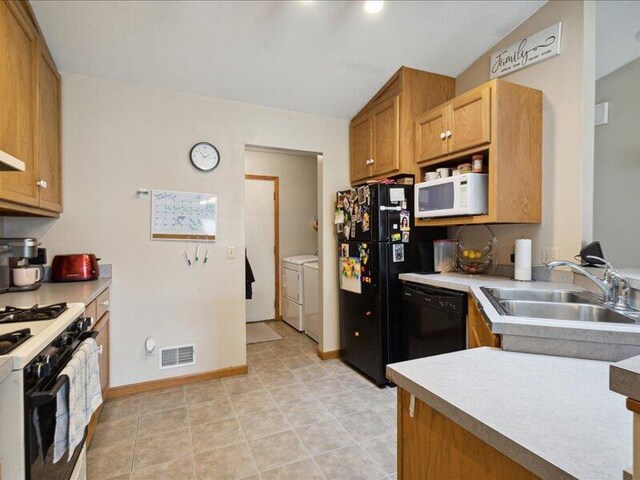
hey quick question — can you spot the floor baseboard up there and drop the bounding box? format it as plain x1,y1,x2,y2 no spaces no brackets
109,364,248,398
317,349,341,360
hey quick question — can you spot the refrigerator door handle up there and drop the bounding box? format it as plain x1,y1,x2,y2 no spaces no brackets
380,206,402,212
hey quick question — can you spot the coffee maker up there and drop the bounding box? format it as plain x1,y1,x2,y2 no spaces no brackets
0,238,45,292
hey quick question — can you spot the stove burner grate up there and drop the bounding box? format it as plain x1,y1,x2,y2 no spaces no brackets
0,302,68,324
0,328,32,354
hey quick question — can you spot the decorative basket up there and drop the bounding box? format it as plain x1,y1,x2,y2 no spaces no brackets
454,224,497,275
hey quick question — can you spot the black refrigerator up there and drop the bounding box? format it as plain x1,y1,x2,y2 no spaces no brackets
336,183,446,386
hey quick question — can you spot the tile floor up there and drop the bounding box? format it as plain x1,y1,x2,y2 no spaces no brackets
88,321,398,480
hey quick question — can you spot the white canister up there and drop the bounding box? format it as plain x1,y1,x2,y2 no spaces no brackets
514,239,532,281
424,171,439,182
436,167,450,178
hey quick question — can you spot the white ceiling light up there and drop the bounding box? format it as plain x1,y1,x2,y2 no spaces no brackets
364,1,384,14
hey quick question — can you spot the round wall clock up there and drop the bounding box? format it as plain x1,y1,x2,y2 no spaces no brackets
189,142,220,172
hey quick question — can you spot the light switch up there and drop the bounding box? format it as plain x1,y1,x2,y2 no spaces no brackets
227,246,236,259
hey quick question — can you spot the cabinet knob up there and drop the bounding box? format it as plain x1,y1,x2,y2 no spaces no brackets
440,132,446,139
101,300,109,308
354,331,360,337
445,130,452,138
36,180,48,188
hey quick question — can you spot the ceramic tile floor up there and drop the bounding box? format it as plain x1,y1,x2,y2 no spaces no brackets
88,321,398,480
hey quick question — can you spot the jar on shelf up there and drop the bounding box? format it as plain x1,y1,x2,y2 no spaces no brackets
472,154,484,173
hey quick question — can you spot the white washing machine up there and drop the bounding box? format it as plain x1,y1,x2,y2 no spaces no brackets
281,255,318,331
303,261,319,343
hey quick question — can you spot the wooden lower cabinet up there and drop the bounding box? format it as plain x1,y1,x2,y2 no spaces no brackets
397,388,541,480
94,312,110,394
467,297,500,349
85,289,111,446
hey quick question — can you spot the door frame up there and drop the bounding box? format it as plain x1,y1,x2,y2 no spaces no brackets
245,174,280,321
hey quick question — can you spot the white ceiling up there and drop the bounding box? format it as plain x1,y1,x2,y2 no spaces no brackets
30,0,546,118
596,1,640,80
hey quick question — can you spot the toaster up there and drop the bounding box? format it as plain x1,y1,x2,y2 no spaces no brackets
51,254,100,282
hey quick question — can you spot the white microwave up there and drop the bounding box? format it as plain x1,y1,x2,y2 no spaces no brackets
415,173,488,218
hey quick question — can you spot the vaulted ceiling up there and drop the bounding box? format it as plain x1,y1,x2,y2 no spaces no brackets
31,0,546,118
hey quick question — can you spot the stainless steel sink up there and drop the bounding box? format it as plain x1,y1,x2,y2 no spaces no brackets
480,286,640,325
482,287,600,304
497,300,637,324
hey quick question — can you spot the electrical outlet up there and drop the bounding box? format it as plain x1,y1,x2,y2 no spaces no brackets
541,247,560,264
227,246,236,259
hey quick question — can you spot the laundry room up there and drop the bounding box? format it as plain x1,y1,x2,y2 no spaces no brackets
244,146,321,346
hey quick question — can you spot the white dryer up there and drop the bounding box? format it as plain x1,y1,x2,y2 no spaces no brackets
281,255,318,331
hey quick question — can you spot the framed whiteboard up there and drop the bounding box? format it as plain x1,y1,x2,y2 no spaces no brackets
151,189,217,240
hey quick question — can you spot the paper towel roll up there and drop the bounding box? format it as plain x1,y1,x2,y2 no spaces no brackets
514,239,532,281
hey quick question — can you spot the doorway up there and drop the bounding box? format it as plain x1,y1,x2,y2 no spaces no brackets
244,146,320,343
245,174,280,322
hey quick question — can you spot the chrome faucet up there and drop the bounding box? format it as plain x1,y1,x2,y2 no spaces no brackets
546,259,613,303
585,256,631,311
546,257,632,311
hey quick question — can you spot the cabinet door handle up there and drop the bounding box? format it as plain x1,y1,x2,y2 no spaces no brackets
98,345,104,355
445,130,452,138
101,300,109,308
440,132,446,139
36,180,48,188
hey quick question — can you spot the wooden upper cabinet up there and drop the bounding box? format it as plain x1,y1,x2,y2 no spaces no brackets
371,95,400,177
414,79,542,227
350,113,373,183
0,1,39,206
349,67,455,184
0,0,63,216
36,47,62,212
415,106,448,162
449,86,491,154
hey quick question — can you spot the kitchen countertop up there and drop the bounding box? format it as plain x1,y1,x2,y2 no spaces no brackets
0,278,111,308
387,347,632,480
399,272,640,347
611,355,640,400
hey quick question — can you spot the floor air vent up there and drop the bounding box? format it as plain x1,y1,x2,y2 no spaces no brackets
159,344,196,369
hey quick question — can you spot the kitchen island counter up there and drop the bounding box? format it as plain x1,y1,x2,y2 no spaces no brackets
387,347,632,480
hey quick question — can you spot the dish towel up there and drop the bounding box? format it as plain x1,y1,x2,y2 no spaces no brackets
53,337,103,463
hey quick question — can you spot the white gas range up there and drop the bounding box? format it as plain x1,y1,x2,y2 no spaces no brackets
0,302,91,480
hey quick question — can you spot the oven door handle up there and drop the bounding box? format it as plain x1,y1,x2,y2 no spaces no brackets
30,376,68,407
28,330,99,407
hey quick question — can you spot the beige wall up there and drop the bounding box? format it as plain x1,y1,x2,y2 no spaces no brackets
245,149,318,259
455,0,593,265
5,74,348,386
593,57,640,266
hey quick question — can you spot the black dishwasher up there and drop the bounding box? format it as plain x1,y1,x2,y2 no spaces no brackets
400,282,467,360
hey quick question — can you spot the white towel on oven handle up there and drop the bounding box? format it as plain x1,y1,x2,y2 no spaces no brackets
53,337,103,463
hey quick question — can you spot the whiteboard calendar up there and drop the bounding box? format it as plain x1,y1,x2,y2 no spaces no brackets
151,189,217,240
